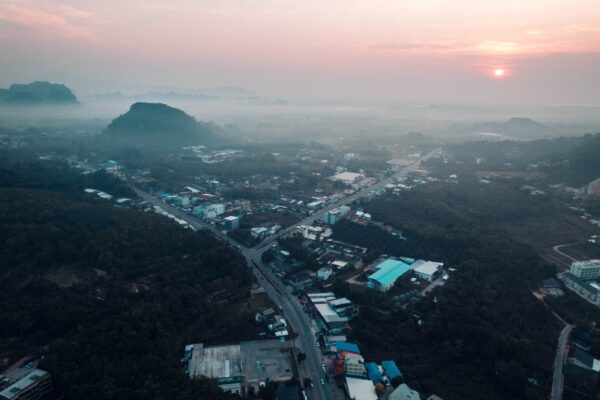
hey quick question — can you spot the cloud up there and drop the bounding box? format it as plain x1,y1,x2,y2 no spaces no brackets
0,1,97,41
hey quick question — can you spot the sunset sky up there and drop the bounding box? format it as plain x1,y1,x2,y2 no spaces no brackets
1,0,600,104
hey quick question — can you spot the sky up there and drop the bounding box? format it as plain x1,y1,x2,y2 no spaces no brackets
1,0,600,104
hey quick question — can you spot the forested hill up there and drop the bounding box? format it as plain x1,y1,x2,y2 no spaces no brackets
0,156,255,400
447,132,600,187
102,102,218,147
0,81,79,105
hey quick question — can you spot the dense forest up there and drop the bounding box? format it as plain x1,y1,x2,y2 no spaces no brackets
332,181,563,400
446,132,600,186
0,155,258,400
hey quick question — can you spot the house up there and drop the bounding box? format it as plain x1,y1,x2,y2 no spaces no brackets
287,270,314,291
367,259,411,292
389,383,421,400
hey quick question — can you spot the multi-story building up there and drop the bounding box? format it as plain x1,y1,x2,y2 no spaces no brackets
223,215,240,231
562,272,600,306
571,260,600,280
0,369,53,400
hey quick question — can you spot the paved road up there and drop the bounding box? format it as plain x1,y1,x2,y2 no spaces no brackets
130,148,440,400
550,323,574,400
552,243,579,263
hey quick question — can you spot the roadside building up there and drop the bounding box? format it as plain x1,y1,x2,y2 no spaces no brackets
251,227,269,239
183,343,243,394
367,258,411,292
389,383,421,400
0,369,53,400
223,215,240,231
287,270,314,291
571,260,600,280
307,293,356,334
344,353,367,378
323,209,343,225
345,377,377,400
336,341,361,354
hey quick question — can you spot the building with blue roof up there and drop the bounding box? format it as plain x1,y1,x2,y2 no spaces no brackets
368,259,411,292
336,341,361,354
382,360,403,380
364,362,383,383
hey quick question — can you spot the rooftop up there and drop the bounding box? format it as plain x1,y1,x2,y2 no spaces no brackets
331,172,364,183
0,369,50,400
368,259,411,286
390,383,421,400
345,377,377,400
187,343,243,381
413,261,443,276
382,360,403,380
364,362,383,383
336,341,361,354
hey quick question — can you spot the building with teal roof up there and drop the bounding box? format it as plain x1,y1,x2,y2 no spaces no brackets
367,258,411,292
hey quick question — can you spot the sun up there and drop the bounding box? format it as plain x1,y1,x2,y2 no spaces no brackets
493,68,505,77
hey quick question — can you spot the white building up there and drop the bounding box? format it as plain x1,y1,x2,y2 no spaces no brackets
330,172,364,185
251,227,269,239
345,377,377,400
389,383,421,400
571,260,600,280
412,260,444,281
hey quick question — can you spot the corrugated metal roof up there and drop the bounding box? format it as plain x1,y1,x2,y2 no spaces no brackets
364,362,383,383
368,259,411,286
336,341,360,354
382,360,403,380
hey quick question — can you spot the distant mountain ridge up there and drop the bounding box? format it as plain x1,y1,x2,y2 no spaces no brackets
449,117,550,139
102,102,217,146
0,81,79,105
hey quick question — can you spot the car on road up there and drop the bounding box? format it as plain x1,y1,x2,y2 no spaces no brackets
320,378,325,385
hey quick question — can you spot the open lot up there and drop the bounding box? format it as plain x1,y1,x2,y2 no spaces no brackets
241,339,296,388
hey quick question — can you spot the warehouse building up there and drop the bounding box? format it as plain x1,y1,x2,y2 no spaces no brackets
412,260,444,281
184,343,243,394
367,258,411,292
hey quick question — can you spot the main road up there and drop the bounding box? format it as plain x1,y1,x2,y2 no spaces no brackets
550,316,574,400
131,148,441,400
